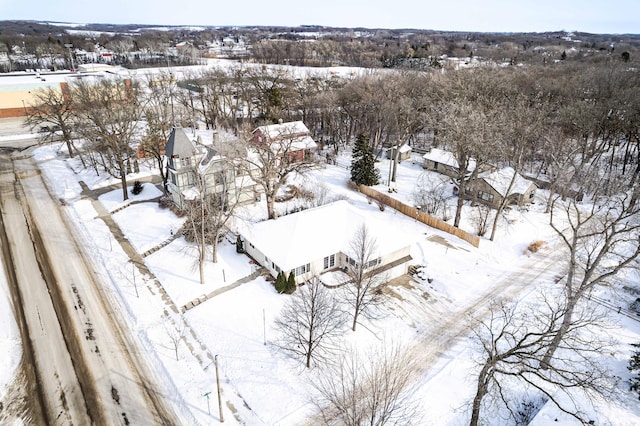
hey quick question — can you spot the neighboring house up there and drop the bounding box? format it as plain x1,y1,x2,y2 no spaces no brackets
422,148,478,178
239,200,414,285
386,144,412,162
165,126,258,210
251,121,317,162
465,167,537,209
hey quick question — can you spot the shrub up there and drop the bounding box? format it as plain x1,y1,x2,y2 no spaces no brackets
131,180,144,195
158,195,172,209
527,240,544,253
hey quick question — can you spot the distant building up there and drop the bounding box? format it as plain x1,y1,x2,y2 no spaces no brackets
386,144,412,162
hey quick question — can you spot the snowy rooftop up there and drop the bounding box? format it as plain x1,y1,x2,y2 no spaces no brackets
389,144,412,153
480,167,535,196
253,121,317,151
240,200,416,272
423,148,476,171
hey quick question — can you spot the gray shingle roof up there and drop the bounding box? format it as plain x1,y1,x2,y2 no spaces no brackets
165,127,196,158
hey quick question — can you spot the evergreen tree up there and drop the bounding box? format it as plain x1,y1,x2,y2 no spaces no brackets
629,343,640,399
275,271,286,293
131,180,144,195
350,133,380,186
285,271,297,294
236,234,245,253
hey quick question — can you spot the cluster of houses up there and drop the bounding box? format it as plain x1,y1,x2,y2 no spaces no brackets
163,126,537,285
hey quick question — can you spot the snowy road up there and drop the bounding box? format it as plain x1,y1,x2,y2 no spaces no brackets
0,151,179,424
404,248,561,374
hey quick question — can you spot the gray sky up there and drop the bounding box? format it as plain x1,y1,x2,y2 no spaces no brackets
2,0,638,34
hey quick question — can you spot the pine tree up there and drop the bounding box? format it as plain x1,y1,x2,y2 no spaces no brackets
275,271,286,293
350,133,380,186
285,271,297,294
629,342,640,399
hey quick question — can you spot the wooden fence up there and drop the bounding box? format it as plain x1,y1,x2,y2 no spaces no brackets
359,185,480,248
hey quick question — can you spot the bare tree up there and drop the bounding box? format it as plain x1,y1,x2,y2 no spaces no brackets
470,296,613,426
72,78,144,201
487,94,543,241
24,86,81,160
435,97,493,228
274,278,346,368
161,316,186,361
343,224,386,332
312,342,420,426
412,173,450,220
470,204,492,237
184,180,210,285
542,191,640,366
141,71,177,191
245,124,318,220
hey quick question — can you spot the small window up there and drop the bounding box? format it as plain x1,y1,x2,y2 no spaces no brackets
295,263,310,276
478,191,494,203
529,191,535,199
323,254,335,270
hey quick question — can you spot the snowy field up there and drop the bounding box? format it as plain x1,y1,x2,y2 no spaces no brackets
1,133,639,425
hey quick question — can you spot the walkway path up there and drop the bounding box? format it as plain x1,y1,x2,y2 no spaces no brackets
180,268,269,313
77,179,251,422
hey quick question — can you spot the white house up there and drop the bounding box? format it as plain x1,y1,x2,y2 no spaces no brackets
239,200,415,285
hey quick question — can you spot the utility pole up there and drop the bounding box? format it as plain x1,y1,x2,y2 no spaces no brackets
215,354,224,422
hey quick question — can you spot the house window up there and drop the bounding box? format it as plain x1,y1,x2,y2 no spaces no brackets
294,263,310,276
170,172,177,185
186,172,196,185
272,262,281,273
365,257,381,269
323,254,335,270
180,157,192,167
346,255,357,267
464,187,472,195
478,191,494,203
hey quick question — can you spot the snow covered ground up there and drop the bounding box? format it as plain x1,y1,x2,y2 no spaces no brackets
1,137,639,425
